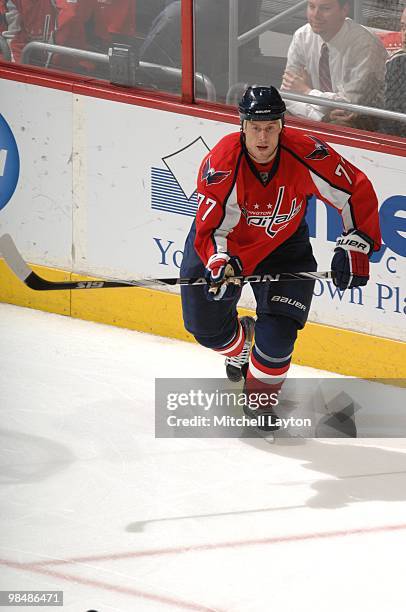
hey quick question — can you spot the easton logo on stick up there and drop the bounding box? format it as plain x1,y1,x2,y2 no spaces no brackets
0,233,332,292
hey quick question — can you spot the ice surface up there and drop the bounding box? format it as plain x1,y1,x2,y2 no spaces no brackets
1,303,406,612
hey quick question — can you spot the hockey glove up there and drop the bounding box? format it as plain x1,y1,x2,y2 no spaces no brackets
204,253,243,301
331,229,373,290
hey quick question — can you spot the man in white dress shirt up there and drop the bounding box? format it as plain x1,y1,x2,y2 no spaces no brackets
281,0,388,127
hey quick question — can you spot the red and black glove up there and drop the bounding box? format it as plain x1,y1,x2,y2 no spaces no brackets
204,253,243,301
331,230,373,290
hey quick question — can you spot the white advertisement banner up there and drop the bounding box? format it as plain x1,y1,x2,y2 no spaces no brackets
0,80,405,342
0,80,73,269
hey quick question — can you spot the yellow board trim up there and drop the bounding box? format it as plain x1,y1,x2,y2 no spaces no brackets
0,260,70,315
1,260,405,382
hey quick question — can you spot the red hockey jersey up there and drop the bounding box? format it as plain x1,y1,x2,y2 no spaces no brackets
194,129,381,274
5,0,136,66
5,0,87,65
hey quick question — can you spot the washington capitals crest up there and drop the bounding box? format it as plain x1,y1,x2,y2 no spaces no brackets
201,157,231,185
305,136,330,160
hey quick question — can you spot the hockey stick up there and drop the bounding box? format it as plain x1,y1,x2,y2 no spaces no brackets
0,233,333,292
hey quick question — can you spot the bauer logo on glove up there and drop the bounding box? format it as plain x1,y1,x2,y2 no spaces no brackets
204,253,243,301
331,229,373,290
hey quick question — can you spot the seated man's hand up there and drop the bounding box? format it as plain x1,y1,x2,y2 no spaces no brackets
281,68,312,94
326,109,356,125
204,253,243,301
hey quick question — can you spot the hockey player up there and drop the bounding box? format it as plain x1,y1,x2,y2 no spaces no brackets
180,85,381,431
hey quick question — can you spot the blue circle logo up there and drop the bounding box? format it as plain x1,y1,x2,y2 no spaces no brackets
0,114,20,211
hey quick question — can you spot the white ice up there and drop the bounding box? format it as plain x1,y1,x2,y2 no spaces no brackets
1,302,406,612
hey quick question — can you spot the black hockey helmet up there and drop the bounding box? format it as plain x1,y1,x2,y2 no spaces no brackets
238,86,286,122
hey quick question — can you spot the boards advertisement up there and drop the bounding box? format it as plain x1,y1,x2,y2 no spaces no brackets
0,79,405,342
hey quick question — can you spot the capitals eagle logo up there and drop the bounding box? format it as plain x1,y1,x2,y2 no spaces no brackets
201,157,231,185
305,136,330,160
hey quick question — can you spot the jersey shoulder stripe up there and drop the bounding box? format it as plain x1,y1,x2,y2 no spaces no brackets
280,130,352,195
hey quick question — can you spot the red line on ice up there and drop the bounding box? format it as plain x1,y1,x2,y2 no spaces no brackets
2,523,406,610
4,522,406,569
0,558,219,612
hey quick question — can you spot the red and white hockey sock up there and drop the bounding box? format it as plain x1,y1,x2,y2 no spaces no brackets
245,346,291,399
213,319,246,358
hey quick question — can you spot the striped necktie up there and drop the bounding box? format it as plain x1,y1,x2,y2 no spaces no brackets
319,42,332,92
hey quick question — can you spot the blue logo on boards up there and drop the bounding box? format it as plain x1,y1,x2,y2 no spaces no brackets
0,114,19,212
151,167,198,217
306,194,406,260
151,137,210,218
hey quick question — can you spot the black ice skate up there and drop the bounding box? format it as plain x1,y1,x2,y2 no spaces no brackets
225,316,255,383
242,402,280,432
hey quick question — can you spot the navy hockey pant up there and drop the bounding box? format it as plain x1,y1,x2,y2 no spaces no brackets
180,220,317,382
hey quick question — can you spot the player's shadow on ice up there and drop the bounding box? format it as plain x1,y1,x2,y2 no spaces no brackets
245,435,406,509
126,438,406,533
0,428,75,483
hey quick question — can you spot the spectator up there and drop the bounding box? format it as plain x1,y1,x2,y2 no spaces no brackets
3,0,137,76
136,0,166,38
139,0,228,95
0,0,12,60
139,0,180,67
0,0,6,33
382,4,406,136
281,0,388,128
83,0,137,55
139,0,261,101
1,0,7,29
3,0,88,67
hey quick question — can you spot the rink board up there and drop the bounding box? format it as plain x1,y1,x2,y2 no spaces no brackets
0,260,404,381
0,76,405,379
